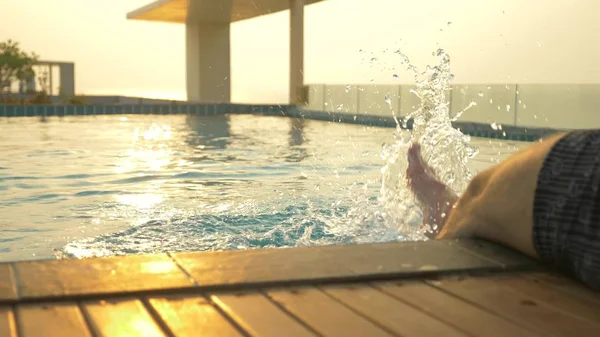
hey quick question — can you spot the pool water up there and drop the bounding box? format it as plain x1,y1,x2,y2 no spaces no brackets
0,114,525,261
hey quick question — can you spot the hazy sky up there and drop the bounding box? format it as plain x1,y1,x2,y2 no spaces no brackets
1,0,597,102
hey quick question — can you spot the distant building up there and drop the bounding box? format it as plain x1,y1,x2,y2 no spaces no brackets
126,0,324,104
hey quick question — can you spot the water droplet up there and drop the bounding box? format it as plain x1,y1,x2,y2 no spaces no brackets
392,74,399,80
490,122,499,130
370,57,378,62
370,79,374,83
502,131,507,137
353,116,357,121
384,93,392,107
345,85,351,92
487,86,491,90
506,105,511,112
489,98,493,104
336,104,344,111
447,21,452,26
537,42,542,47
534,114,538,119
523,104,527,109
477,92,484,97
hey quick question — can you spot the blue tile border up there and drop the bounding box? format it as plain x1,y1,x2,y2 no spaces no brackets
0,103,562,142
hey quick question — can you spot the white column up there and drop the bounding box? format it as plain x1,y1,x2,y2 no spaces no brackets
186,23,231,103
289,0,305,105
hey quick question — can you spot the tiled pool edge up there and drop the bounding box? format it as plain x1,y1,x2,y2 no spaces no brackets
0,239,543,304
0,104,563,141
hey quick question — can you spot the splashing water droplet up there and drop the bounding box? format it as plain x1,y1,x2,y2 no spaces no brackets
345,85,351,92
336,104,344,111
506,105,511,112
490,122,499,130
379,48,478,238
477,92,484,97
384,93,392,107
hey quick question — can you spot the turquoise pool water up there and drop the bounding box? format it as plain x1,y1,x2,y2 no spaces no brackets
0,114,525,261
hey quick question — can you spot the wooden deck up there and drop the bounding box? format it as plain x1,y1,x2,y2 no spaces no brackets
1,239,599,336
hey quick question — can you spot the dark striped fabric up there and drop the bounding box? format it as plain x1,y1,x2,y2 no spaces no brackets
533,130,600,290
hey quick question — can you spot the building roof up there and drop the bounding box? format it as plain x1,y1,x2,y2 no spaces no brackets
127,0,324,24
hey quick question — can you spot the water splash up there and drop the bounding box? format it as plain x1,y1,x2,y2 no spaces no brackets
378,48,479,237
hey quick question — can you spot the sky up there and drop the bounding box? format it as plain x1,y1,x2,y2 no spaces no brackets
1,0,598,103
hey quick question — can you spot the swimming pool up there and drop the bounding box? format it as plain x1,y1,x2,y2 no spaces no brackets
0,114,526,262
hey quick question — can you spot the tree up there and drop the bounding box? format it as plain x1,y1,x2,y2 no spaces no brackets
0,39,38,96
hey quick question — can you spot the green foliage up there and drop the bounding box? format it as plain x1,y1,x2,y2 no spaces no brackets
66,95,88,105
29,91,52,104
0,39,38,93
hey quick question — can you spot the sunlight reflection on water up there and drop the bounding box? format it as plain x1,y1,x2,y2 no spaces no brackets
0,114,526,261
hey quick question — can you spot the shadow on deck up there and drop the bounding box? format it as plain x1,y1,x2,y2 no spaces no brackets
1,239,599,336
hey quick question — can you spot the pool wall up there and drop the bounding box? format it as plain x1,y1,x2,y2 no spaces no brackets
0,101,562,141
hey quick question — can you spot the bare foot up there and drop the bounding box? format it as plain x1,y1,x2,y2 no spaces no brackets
406,143,458,239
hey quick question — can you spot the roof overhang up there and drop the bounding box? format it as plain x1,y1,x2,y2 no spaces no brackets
127,0,324,24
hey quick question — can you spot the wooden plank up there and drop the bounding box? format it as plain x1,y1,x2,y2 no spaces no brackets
172,239,525,288
267,287,394,337
0,306,17,337
431,277,600,337
82,299,166,337
15,254,194,299
495,276,600,324
526,273,600,305
148,295,243,337
375,281,542,337
322,284,468,337
211,291,315,337
0,264,17,300
454,239,539,268
17,302,92,337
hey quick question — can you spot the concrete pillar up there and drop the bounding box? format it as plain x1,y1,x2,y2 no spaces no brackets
186,23,231,103
59,63,75,97
48,64,53,96
289,0,305,105
26,76,36,93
